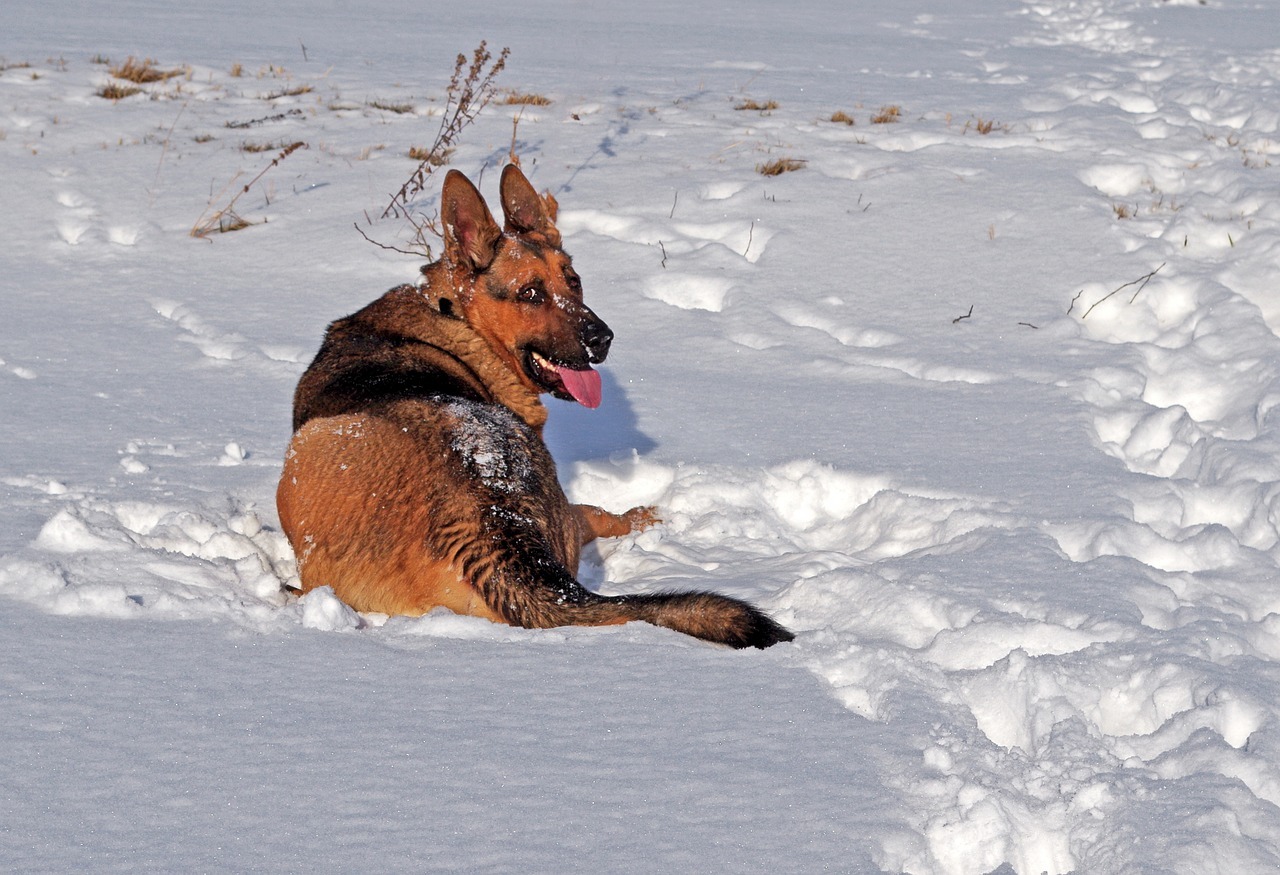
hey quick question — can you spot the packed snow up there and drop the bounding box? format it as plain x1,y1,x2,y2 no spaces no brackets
4,0,1280,871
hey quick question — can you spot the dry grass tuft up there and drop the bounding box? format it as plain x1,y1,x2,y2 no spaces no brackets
871,105,902,124
408,145,454,165
229,63,244,78
1113,203,1134,220
110,57,183,84
264,84,313,100
97,83,142,100
213,215,254,233
830,110,855,126
965,117,1009,135
756,157,806,176
735,99,779,112
370,99,415,114
502,91,551,106
240,140,284,153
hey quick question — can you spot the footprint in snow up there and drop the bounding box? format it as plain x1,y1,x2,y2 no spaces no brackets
642,273,734,312
0,354,38,380
557,208,772,264
773,301,902,349
53,187,100,246
53,187,145,247
152,299,308,368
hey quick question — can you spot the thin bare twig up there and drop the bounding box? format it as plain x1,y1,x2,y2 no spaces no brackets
1080,262,1165,319
952,305,974,324
191,141,307,237
151,101,187,200
353,223,421,256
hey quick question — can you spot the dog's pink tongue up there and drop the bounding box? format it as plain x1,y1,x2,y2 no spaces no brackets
558,366,602,409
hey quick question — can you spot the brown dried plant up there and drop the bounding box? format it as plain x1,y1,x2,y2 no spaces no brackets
408,145,454,164
380,41,510,255
191,141,307,237
757,157,806,176
502,91,551,106
370,99,415,114
97,83,142,100
110,57,184,84
871,105,902,124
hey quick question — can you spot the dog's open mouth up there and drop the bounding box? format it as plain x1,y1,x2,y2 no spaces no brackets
527,351,602,408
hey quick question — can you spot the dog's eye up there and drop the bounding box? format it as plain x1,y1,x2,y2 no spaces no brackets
564,271,582,293
516,284,545,305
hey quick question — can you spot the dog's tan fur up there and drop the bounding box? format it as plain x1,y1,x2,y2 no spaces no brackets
277,165,793,648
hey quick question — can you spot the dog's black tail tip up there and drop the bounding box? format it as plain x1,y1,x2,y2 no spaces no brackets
638,591,795,650
725,609,796,650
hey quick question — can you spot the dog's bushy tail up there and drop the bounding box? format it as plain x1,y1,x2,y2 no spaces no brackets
603,589,796,649
473,519,793,649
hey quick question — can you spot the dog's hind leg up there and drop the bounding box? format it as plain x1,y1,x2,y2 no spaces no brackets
471,508,793,649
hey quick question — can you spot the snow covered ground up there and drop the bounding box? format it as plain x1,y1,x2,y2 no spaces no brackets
4,0,1280,871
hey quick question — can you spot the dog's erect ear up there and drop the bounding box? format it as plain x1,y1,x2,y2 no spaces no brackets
500,164,562,246
441,170,502,272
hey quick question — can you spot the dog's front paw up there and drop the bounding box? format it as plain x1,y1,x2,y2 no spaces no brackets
622,505,662,533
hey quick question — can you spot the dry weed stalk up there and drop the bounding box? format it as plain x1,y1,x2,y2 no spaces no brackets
191,141,307,238
830,111,855,125
508,110,524,166
1075,262,1166,319
380,41,510,247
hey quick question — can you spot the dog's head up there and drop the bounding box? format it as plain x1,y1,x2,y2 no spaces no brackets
434,164,611,408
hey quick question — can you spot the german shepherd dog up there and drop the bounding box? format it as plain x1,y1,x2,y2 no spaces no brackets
277,165,793,648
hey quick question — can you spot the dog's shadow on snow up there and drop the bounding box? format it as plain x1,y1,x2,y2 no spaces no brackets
542,368,656,465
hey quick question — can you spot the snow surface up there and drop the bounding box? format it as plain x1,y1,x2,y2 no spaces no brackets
4,0,1280,871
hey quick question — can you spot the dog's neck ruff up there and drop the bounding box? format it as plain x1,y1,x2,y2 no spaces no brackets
410,280,548,434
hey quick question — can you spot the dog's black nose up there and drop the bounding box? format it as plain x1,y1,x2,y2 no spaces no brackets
582,315,613,364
